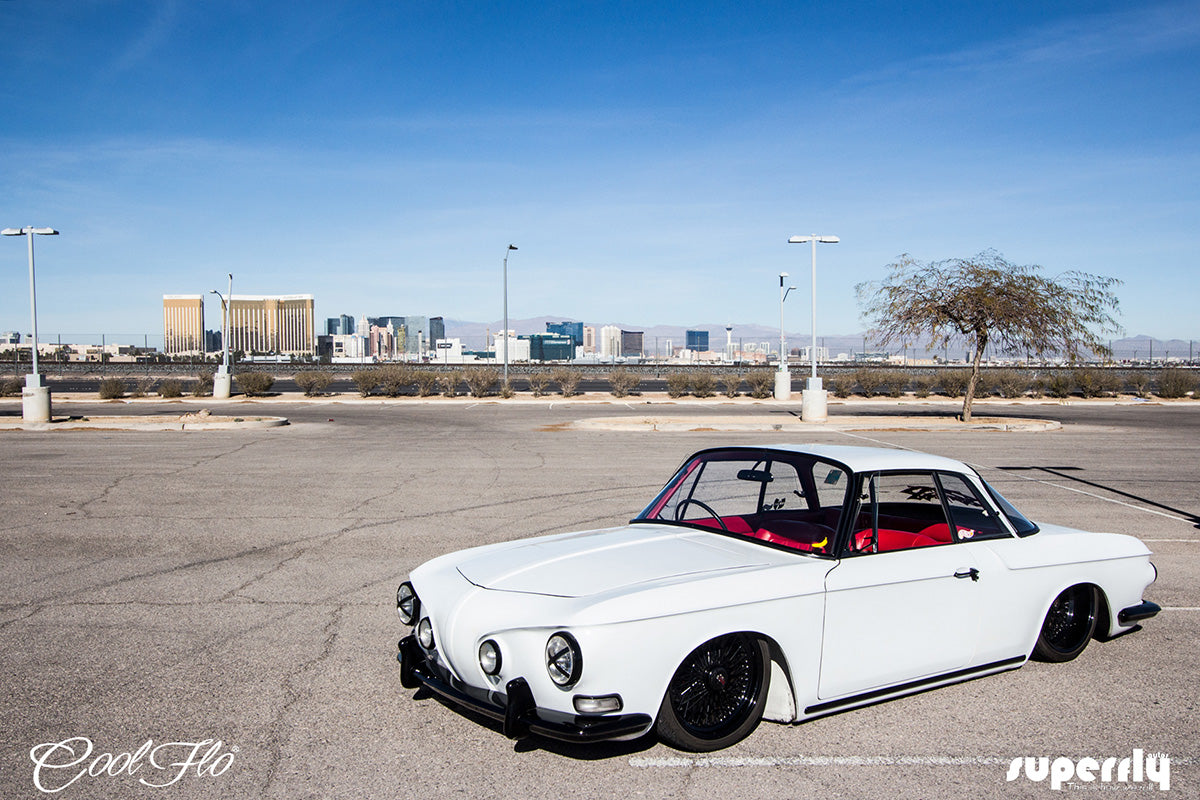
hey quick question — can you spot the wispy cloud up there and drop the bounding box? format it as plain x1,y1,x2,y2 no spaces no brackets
847,0,1200,89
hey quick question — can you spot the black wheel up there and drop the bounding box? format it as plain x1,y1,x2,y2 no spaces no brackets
656,634,770,751
674,499,729,531
1032,585,1098,662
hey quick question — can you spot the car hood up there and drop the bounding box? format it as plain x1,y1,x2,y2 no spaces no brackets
453,523,788,598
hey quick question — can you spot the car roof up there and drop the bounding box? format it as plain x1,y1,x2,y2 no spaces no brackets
707,444,974,475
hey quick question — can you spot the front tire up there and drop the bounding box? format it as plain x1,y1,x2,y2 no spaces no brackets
656,633,770,752
1033,585,1098,662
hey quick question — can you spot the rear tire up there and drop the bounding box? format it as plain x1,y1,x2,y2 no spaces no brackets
1032,585,1098,662
655,634,770,752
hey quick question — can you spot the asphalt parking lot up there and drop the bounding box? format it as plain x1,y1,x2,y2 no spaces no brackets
1,399,1196,799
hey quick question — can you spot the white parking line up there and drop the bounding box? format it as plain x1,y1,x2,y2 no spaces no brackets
1142,539,1198,543
629,755,1196,768
630,756,1009,768
1162,607,1200,611
832,429,1194,524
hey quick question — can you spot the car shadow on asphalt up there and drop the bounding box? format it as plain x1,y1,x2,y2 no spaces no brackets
997,465,1200,529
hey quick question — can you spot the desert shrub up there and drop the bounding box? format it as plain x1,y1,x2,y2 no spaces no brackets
98,377,126,399
691,372,717,398
193,372,214,397
665,373,690,398
1028,375,1047,398
854,368,885,397
1156,369,1197,399
236,372,275,396
412,370,439,397
376,365,412,397
1074,368,1121,398
826,375,853,398
938,369,971,398
464,367,501,397
719,373,744,398
351,370,378,397
437,372,460,397
130,377,156,398
607,368,641,398
1125,371,1151,398
158,378,183,398
0,377,23,397
912,374,935,398
552,368,582,397
295,371,334,397
744,371,775,399
1045,371,1075,398
499,381,515,399
987,369,1030,399
877,369,907,398
527,372,551,397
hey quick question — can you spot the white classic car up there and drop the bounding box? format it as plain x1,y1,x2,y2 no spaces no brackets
395,444,1159,751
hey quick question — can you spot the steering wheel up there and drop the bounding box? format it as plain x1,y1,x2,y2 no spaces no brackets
674,499,729,531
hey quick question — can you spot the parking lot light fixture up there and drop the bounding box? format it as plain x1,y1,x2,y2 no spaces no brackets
788,234,839,420
210,273,233,399
503,244,517,385
3,226,58,422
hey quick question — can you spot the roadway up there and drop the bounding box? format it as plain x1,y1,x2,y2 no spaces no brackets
1,400,1196,798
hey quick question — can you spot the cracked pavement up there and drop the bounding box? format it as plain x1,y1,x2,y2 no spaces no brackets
1,400,1196,799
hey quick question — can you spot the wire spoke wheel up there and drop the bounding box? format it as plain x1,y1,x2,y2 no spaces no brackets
656,633,769,751
1033,585,1098,662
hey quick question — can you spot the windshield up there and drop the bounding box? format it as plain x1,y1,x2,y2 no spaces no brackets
981,480,1041,537
634,449,849,556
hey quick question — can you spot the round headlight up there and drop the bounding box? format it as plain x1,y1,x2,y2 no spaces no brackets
545,632,582,687
478,640,502,676
416,618,434,650
396,582,419,626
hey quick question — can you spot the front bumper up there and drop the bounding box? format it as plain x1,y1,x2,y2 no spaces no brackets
1118,601,1161,624
397,635,653,744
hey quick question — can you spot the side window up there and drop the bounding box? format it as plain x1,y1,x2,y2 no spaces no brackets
937,473,1010,540
849,472,951,554
810,462,847,512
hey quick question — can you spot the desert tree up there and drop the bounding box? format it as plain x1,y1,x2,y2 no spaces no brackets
856,250,1121,421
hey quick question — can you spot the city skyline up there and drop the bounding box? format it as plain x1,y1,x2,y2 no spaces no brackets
2,2,1198,339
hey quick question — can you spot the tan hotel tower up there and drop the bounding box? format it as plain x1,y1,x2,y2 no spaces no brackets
163,295,205,355
163,293,314,356
227,294,315,355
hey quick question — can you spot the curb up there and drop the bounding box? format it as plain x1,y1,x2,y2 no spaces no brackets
0,415,289,432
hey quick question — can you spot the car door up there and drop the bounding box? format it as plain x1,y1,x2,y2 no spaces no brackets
817,471,984,700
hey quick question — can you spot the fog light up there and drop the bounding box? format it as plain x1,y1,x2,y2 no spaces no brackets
573,694,622,714
479,640,502,675
416,618,434,650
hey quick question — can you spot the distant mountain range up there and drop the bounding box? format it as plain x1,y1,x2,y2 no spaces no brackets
445,316,1198,361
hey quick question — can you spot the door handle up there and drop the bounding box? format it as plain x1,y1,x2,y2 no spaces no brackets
954,568,980,581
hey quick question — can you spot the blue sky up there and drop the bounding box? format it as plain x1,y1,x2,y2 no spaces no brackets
2,0,1198,344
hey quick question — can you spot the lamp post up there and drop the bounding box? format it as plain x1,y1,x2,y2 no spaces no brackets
2,225,58,422
502,244,517,385
787,234,839,420
774,272,797,400
210,273,233,399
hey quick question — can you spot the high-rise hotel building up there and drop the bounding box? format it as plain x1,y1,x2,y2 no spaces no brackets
228,295,315,355
163,295,205,354
165,293,314,356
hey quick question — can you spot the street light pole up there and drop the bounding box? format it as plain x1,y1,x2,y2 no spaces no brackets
787,234,839,420
774,273,797,399
2,225,58,422
502,244,517,385
210,273,233,399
